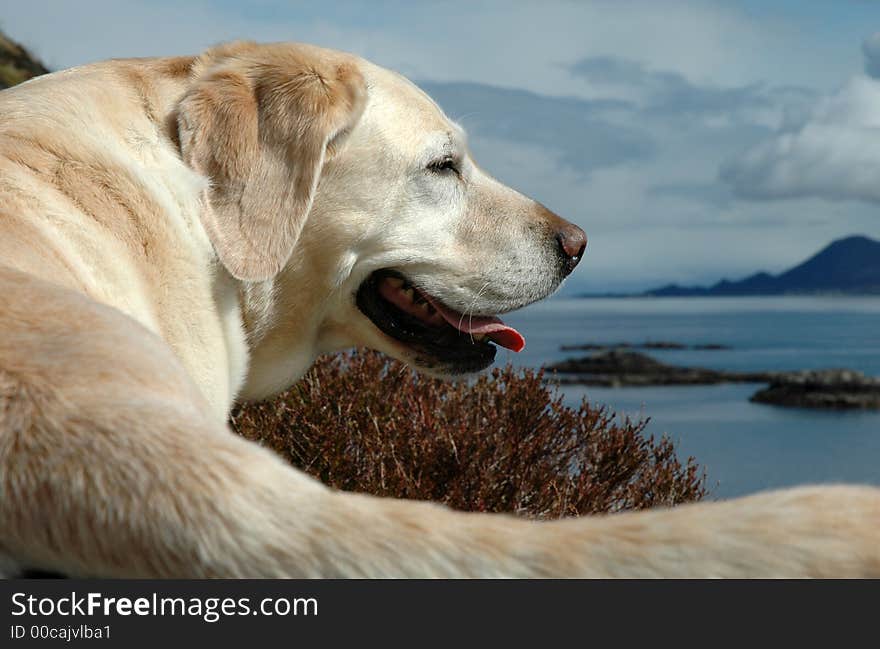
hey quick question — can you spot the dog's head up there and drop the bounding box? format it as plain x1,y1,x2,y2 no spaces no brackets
177,42,586,397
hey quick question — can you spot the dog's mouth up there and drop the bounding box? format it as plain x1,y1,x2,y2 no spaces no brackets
355,269,525,372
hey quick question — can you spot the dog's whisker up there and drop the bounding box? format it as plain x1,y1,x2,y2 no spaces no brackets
458,281,491,344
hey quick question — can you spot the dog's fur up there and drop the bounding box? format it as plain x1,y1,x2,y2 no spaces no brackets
0,42,877,578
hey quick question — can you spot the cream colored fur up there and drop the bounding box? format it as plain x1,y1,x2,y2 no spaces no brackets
0,42,877,578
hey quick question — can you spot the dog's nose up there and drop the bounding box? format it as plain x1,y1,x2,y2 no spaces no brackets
556,224,587,275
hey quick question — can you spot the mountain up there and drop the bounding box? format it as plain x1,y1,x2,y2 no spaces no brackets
0,31,49,89
644,235,880,296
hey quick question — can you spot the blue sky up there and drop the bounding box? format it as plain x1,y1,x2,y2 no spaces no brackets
3,1,880,293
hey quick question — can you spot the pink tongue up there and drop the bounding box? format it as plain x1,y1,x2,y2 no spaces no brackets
428,298,526,353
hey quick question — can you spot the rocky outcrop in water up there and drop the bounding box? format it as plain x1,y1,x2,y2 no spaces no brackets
750,370,880,410
547,350,880,410
547,350,776,387
560,341,730,352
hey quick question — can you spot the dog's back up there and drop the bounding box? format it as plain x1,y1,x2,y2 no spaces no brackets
0,59,249,413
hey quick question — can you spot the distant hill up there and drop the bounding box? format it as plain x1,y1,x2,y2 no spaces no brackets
644,235,880,296
0,31,48,89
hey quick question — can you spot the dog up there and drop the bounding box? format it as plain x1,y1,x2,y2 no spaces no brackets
0,41,877,578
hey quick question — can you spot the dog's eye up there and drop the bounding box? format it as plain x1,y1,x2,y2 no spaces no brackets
427,157,460,176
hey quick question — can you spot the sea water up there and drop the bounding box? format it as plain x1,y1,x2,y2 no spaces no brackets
496,296,880,498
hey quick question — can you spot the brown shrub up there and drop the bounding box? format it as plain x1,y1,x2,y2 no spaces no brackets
230,350,706,518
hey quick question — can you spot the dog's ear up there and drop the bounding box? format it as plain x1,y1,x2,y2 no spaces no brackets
177,46,366,281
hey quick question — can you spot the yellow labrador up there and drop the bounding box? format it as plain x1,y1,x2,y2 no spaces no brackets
0,42,877,577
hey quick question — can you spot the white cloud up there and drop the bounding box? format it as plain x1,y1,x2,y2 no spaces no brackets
420,81,654,175
567,55,817,130
722,73,880,203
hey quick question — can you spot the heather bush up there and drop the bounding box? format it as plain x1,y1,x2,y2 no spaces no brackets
230,350,706,518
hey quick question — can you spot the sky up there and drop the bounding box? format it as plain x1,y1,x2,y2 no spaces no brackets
3,0,880,293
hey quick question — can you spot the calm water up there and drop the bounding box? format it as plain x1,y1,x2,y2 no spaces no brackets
494,296,880,498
